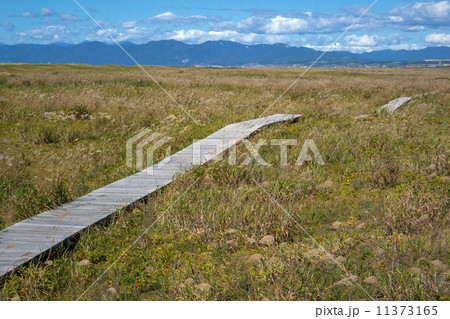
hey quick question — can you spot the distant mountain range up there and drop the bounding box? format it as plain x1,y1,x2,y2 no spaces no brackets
0,40,449,67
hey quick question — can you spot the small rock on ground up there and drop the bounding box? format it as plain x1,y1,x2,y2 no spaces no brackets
335,256,346,264
184,278,195,285
246,238,256,245
334,275,358,287
316,180,335,190
304,249,321,259
429,260,446,271
196,283,211,292
331,221,342,230
356,223,366,230
77,259,90,266
224,229,237,235
247,254,264,264
343,237,354,245
11,296,21,301
259,235,275,246
106,287,118,297
363,276,378,285
44,260,53,266
319,255,334,264
330,243,340,254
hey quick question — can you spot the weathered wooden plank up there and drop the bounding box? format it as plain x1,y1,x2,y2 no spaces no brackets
0,114,300,277
377,97,412,114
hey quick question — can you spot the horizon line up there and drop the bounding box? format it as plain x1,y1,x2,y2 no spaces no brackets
1,39,450,54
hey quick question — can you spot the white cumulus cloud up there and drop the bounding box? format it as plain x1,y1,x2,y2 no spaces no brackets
18,7,79,22
344,34,381,46
170,29,288,44
263,16,309,34
144,11,220,25
153,12,177,20
17,25,78,42
87,26,163,43
389,1,450,29
121,21,137,28
40,7,54,17
425,33,450,44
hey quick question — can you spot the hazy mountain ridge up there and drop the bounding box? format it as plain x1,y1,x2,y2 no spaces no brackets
0,40,448,66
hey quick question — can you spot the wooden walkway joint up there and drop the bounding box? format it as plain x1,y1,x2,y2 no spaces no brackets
0,114,301,277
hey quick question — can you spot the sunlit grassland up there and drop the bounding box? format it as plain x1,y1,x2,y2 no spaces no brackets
0,64,448,300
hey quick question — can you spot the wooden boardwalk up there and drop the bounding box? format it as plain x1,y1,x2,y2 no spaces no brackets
0,114,301,277
377,97,411,114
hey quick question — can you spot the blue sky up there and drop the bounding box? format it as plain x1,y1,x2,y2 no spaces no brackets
0,0,449,52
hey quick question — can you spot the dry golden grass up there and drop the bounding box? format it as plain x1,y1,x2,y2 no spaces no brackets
0,64,448,300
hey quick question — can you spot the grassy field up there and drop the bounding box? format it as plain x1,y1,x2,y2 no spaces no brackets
0,64,448,300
